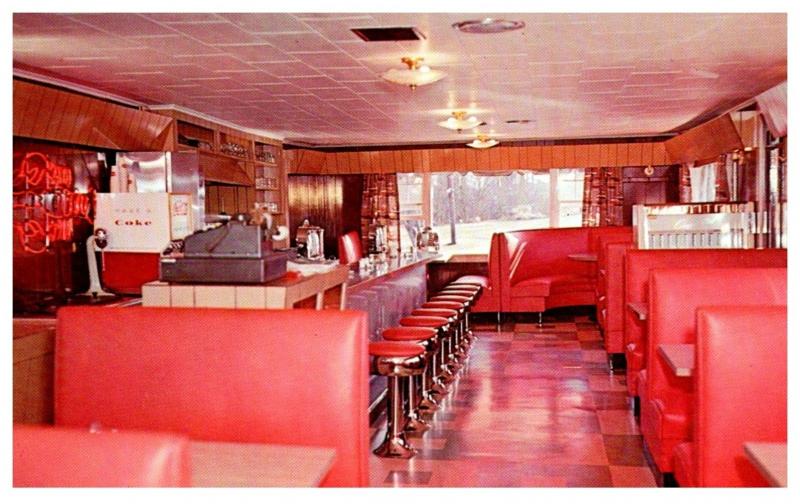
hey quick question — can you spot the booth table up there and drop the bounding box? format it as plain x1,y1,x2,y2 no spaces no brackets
627,301,649,321
743,442,787,487
658,343,695,377
191,441,336,487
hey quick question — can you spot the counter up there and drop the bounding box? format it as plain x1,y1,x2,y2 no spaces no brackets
345,252,439,410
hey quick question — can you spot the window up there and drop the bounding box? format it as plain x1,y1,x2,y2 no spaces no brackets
398,169,585,255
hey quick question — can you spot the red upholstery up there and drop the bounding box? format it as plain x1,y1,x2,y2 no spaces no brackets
13,424,190,487
382,327,437,341
675,306,786,487
440,288,476,296
399,315,449,328
55,306,369,487
641,268,786,473
338,230,363,265
429,295,470,304
469,234,502,313
623,249,787,397
596,240,633,354
451,275,488,287
369,341,425,357
412,308,458,319
491,227,630,313
422,301,464,311
672,442,695,487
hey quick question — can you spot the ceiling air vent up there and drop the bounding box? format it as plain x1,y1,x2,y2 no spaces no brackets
351,26,426,42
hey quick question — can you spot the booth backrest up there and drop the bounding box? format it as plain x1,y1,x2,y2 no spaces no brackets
646,268,786,433
471,232,505,312
55,306,370,487
13,424,190,487
483,226,632,313
623,249,787,393
589,226,633,255
338,230,363,265
693,306,786,487
502,228,592,288
599,241,634,353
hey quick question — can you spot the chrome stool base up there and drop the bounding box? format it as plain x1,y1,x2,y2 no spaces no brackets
373,435,417,458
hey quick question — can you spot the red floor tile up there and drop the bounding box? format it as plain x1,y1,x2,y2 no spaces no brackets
369,311,652,487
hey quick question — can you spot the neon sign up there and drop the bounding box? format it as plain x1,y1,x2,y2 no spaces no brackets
13,152,94,254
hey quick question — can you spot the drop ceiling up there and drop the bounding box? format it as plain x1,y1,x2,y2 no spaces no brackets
12,12,787,147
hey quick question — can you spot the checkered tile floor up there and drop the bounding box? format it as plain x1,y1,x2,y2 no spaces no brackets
368,310,656,487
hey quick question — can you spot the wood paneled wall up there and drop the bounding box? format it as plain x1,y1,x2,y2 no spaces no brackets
664,114,743,164
13,79,175,151
287,175,363,258
287,142,671,175
621,166,679,225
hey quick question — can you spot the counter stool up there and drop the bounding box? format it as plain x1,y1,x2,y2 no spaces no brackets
411,308,461,377
450,275,488,288
369,341,427,458
382,327,439,426
442,283,481,293
423,300,469,357
399,315,451,398
431,293,476,341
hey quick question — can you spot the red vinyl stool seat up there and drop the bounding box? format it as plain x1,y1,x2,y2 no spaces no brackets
13,424,190,487
369,341,426,458
442,284,480,294
429,294,476,339
400,315,452,397
411,308,463,372
423,301,471,355
382,327,438,431
451,275,489,288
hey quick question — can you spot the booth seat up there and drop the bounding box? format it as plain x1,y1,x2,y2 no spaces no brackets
673,306,786,487
597,240,633,355
469,227,631,314
13,424,190,487
623,249,787,397
491,226,632,314
641,268,786,474
55,306,369,487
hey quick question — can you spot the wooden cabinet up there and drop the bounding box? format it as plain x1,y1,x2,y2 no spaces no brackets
157,109,289,230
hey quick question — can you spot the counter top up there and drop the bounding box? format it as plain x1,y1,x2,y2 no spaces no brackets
348,252,440,291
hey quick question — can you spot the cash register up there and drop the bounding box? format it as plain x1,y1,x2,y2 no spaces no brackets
159,213,288,284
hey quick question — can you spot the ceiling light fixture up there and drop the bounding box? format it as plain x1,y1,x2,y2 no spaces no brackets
452,18,525,34
438,111,484,132
380,57,446,89
466,135,499,149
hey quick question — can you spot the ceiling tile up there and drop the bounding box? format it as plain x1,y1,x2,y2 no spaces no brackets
12,12,787,146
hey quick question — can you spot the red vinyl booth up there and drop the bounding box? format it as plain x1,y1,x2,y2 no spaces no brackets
673,306,786,487
483,226,631,315
466,233,501,313
623,249,787,397
338,230,363,265
596,240,633,355
641,268,786,473
13,424,190,487
55,306,370,487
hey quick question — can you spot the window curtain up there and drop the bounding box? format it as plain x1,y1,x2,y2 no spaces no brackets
581,167,623,226
679,155,734,203
360,174,401,255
